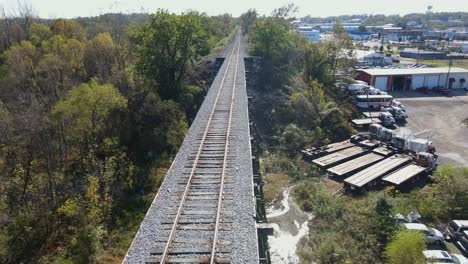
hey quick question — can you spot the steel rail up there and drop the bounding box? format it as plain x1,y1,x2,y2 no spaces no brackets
159,35,240,264
209,33,240,264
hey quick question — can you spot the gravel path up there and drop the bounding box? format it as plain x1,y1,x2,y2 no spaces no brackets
123,34,258,264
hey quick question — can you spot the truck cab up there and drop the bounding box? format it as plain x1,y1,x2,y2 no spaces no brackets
390,106,408,121
408,138,436,154
415,152,437,171
391,135,407,150
379,112,395,127
370,123,394,141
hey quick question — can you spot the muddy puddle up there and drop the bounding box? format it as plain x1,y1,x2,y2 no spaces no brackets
266,186,313,264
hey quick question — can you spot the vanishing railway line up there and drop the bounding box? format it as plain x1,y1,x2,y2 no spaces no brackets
147,34,240,264
124,34,260,264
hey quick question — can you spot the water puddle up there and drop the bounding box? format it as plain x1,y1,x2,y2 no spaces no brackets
267,186,313,264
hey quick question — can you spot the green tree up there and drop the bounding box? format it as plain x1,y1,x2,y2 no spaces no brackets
49,19,86,41
239,9,258,34
385,230,426,264
279,124,310,157
3,41,37,89
83,32,117,80
51,80,127,147
371,196,397,246
29,23,51,46
249,17,292,62
135,10,210,101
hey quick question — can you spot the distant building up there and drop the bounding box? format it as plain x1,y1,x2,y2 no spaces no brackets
424,30,454,40
355,67,468,92
349,31,372,41
454,32,468,41
355,50,392,66
297,26,321,42
400,49,448,60
452,41,468,54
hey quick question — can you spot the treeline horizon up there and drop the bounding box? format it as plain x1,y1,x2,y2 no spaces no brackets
0,6,235,263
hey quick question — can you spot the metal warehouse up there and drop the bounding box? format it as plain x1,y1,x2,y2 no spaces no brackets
355,67,468,92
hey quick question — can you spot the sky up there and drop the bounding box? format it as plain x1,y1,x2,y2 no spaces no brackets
1,0,467,18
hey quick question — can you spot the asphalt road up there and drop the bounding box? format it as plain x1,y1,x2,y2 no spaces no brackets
393,90,468,167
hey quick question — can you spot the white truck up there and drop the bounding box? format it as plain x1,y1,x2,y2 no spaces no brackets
389,106,407,121
369,124,393,141
391,136,436,155
379,112,395,127
390,100,406,111
380,106,407,121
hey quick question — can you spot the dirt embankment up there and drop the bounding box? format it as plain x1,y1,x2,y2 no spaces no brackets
245,57,289,151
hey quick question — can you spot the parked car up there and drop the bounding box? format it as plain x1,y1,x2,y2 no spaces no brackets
422,250,468,264
456,231,468,255
433,86,451,95
446,220,468,242
404,223,445,244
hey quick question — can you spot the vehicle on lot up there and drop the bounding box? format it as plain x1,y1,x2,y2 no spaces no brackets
422,250,468,264
369,124,393,141
415,152,438,171
404,223,444,244
354,94,393,109
390,136,437,154
457,231,468,255
433,86,451,95
390,100,406,111
446,220,468,242
409,138,436,154
388,106,407,121
379,112,396,126
346,82,368,95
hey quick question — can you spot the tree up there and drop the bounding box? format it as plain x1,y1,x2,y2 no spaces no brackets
135,10,210,101
249,17,292,62
29,23,51,46
280,124,310,157
239,9,258,34
3,41,37,89
50,19,86,41
371,196,397,246
432,165,468,220
385,230,426,264
83,32,117,80
358,25,367,32
272,3,298,21
51,80,127,147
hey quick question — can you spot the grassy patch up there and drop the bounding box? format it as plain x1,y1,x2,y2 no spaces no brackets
420,59,468,69
263,173,292,206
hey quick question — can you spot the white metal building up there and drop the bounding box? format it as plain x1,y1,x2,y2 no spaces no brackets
356,67,468,92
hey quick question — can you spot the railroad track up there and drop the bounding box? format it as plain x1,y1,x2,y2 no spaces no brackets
145,35,241,264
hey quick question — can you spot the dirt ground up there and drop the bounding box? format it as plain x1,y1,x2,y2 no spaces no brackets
393,90,468,167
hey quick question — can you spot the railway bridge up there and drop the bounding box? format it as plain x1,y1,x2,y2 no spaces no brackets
124,34,266,264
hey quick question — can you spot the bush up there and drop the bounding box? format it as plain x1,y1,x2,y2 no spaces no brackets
385,230,426,264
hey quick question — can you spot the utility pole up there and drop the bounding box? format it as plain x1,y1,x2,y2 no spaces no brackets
445,56,453,89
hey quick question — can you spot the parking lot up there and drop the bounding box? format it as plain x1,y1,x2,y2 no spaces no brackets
393,90,468,167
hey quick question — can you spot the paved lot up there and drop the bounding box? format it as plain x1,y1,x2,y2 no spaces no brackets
393,90,468,166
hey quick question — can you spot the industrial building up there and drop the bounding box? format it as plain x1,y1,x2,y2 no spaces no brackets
355,67,468,92
297,26,321,42
355,50,392,66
